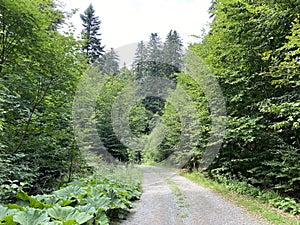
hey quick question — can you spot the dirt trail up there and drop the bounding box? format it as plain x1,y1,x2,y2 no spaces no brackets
121,166,268,225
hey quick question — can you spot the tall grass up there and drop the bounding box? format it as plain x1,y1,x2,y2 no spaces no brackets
82,150,142,186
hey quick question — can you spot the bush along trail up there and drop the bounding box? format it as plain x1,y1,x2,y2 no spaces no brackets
1,0,300,224
0,173,141,225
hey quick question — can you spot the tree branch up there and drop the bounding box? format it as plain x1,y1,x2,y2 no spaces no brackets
12,78,54,153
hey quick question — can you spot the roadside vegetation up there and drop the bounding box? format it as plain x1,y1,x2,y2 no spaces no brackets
180,171,299,225
0,166,141,225
1,0,299,223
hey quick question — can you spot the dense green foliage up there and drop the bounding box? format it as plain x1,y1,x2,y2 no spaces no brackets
94,32,185,163
94,0,300,215
213,174,300,215
187,0,300,210
0,173,141,224
0,0,85,201
141,72,210,166
92,5,300,212
95,71,132,161
1,0,299,219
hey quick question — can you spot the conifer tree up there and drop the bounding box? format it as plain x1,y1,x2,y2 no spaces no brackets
99,48,120,75
133,41,147,78
80,4,105,64
144,33,163,77
162,30,184,77
146,33,162,63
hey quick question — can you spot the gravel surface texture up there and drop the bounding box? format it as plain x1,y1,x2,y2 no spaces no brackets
121,166,269,225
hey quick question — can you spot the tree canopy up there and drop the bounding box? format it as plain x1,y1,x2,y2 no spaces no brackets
0,0,85,200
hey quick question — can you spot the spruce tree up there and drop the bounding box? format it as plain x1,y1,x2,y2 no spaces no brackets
162,30,184,77
144,33,163,77
146,33,162,63
133,41,147,78
143,34,166,115
99,48,120,75
80,4,105,64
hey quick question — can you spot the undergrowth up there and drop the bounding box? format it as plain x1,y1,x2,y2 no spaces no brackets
211,173,300,215
0,150,142,225
0,172,141,224
181,171,300,225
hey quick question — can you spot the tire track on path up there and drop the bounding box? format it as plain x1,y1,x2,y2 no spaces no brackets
121,166,269,225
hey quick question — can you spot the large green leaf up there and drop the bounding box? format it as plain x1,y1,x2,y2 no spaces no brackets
86,185,106,197
53,186,86,200
107,189,127,209
47,221,78,225
76,204,97,214
62,220,78,225
59,199,77,207
13,208,49,225
48,221,79,225
7,204,24,211
2,215,18,225
35,194,60,205
85,196,111,211
0,205,11,220
0,205,18,224
16,192,48,209
95,211,109,225
47,206,93,224
47,222,62,225
110,198,127,210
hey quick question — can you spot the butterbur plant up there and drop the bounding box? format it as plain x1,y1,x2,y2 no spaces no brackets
0,174,141,224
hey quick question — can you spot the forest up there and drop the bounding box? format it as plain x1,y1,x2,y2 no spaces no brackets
0,0,300,224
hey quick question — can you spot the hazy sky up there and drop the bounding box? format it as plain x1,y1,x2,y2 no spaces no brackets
62,0,212,50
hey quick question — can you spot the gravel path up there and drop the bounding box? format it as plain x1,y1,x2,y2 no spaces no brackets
121,166,269,225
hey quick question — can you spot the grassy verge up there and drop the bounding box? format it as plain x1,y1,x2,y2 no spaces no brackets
82,151,142,186
180,172,300,225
